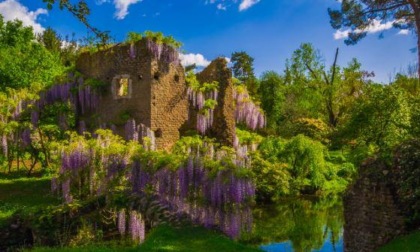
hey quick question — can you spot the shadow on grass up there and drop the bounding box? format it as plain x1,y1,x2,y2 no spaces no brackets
0,173,60,225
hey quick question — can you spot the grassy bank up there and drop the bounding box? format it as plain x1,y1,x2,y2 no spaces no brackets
30,225,261,252
0,173,60,225
377,231,420,252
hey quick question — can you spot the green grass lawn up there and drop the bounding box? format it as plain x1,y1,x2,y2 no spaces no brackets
30,225,261,252
377,231,420,252
139,225,261,252
0,173,61,225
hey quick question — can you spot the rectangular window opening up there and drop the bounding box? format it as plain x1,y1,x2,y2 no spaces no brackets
117,78,129,97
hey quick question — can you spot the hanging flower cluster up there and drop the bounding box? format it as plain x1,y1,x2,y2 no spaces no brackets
234,128,263,167
234,85,265,130
52,131,255,240
52,131,132,202
124,119,156,151
186,71,219,134
146,39,180,65
30,76,99,128
131,146,254,238
129,44,136,59
116,209,146,244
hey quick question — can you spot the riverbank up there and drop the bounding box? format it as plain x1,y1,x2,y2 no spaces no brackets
0,173,260,252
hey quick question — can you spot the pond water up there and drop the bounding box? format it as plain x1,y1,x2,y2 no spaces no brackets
242,196,344,252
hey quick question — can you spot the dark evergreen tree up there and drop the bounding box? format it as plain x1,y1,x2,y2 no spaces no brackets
329,0,420,77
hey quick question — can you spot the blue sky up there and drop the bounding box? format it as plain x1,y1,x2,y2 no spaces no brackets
0,0,417,83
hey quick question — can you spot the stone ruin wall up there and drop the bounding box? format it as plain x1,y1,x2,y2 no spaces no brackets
343,159,406,252
186,58,236,146
76,40,188,150
76,40,153,131
76,41,235,150
150,59,188,150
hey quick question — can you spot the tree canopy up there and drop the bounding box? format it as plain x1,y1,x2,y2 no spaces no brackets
328,0,420,76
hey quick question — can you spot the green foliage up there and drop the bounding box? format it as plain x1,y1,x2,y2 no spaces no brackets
291,118,330,143
393,74,420,97
251,153,290,201
283,135,328,193
236,129,263,146
340,85,411,152
201,99,218,114
126,31,182,48
281,44,367,131
126,31,143,44
0,17,65,91
255,135,353,199
185,71,218,92
258,71,285,130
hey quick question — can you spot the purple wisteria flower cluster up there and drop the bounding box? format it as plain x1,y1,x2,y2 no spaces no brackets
30,76,99,128
187,87,219,134
130,150,255,238
124,119,156,150
116,208,146,244
234,87,265,130
146,39,180,65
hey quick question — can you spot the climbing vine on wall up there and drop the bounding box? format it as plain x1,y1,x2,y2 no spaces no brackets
186,71,219,134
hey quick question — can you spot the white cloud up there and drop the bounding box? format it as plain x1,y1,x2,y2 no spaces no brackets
239,0,260,11
333,29,350,40
398,29,410,35
179,53,211,67
333,19,401,40
0,0,47,34
113,0,142,20
206,0,260,11
217,3,227,10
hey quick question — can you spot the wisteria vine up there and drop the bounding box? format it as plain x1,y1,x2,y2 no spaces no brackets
234,85,265,130
186,72,219,134
52,131,255,240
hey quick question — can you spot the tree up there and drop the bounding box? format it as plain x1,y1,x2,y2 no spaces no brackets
340,84,411,151
42,0,110,44
231,51,258,95
38,27,62,53
283,43,368,128
328,0,420,77
0,16,65,91
258,71,285,129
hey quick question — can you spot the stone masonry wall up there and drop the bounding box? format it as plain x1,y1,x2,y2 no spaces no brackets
196,58,236,146
343,159,406,252
150,58,188,150
76,40,188,150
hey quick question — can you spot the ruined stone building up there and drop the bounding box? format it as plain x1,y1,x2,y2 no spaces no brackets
76,39,235,150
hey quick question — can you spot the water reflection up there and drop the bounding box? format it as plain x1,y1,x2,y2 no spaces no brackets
242,196,344,252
